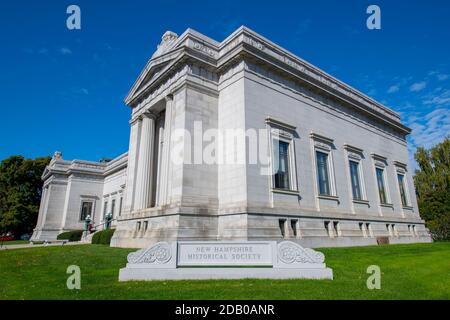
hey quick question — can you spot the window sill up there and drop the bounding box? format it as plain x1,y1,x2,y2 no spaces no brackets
380,203,394,208
402,205,414,210
352,199,369,205
317,194,339,202
271,188,300,195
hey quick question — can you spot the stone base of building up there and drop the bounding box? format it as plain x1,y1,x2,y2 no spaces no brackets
110,209,433,248
31,229,61,241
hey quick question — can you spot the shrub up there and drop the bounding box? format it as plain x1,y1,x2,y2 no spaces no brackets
92,229,115,245
57,230,83,242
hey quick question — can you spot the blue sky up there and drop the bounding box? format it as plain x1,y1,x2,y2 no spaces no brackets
0,0,449,169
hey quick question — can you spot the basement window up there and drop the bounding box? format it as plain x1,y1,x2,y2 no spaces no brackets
279,219,287,238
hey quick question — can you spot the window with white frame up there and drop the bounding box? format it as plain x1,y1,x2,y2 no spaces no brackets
111,199,116,218
79,200,93,221
372,154,390,205
349,160,362,200
273,140,291,189
397,174,408,206
394,162,410,208
316,151,331,195
376,167,388,204
266,117,298,192
103,200,108,218
311,133,336,197
119,196,123,216
345,145,367,201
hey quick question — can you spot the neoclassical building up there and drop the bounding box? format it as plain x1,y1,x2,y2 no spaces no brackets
32,26,431,247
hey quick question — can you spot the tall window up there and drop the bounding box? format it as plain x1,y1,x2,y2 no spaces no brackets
397,174,408,206
349,160,362,200
119,197,123,216
103,201,108,218
376,168,387,204
111,199,116,217
316,151,330,195
80,201,93,221
274,140,290,189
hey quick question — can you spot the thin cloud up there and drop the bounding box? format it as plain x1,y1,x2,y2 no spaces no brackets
387,85,399,93
410,81,426,92
60,47,72,55
423,89,450,106
407,108,450,169
437,74,449,81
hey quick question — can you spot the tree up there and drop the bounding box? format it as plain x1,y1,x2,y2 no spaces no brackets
0,155,51,238
414,137,450,241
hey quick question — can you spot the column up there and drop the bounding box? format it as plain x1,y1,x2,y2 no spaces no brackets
123,118,141,213
158,95,174,206
133,112,156,210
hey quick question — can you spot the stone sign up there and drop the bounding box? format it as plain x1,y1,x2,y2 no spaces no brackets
177,241,273,266
119,241,333,281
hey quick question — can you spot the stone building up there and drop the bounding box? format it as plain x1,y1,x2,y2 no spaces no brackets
31,26,432,247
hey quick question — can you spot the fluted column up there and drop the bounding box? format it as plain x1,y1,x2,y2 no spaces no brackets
123,118,141,213
133,112,156,210
156,95,173,206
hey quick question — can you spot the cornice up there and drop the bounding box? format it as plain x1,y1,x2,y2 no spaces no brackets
42,153,128,182
126,26,411,135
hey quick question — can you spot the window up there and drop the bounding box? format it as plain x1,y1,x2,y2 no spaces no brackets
290,219,299,238
103,201,108,218
266,117,297,193
111,199,116,218
143,221,148,232
376,168,387,204
366,223,372,237
316,151,331,195
279,219,286,238
80,201,93,221
273,140,291,189
119,197,123,216
324,221,331,237
333,221,341,237
349,160,362,200
387,224,393,236
397,174,408,206
359,222,367,238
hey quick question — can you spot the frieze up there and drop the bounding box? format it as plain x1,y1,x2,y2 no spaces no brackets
192,41,217,58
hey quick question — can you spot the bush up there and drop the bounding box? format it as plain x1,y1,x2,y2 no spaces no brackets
92,229,115,245
57,230,83,242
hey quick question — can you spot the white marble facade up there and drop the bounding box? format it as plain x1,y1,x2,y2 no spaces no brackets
32,26,432,247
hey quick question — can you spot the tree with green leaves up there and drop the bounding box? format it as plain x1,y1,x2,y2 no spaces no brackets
414,137,450,241
0,155,51,238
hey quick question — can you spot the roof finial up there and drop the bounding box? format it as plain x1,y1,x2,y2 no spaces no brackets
152,30,178,58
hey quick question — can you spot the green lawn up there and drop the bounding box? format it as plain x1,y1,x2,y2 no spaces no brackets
0,242,449,299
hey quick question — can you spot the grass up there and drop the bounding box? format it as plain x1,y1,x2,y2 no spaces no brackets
0,242,449,299
0,240,29,246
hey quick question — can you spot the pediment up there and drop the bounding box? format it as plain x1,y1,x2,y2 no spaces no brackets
125,31,183,105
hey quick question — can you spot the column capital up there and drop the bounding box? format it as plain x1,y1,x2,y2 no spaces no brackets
129,117,140,125
140,111,157,120
165,94,174,102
